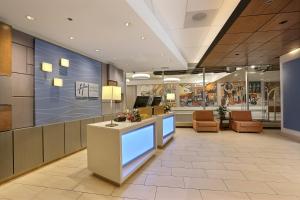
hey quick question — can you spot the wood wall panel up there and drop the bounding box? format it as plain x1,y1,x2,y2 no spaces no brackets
0,22,12,76
0,105,12,132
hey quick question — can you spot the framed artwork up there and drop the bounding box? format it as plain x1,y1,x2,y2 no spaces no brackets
75,81,89,97
108,80,118,86
88,83,99,98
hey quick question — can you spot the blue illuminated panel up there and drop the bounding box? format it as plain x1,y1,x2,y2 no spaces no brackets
122,124,155,166
163,116,174,138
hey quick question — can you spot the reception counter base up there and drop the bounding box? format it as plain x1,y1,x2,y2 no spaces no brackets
87,118,157,185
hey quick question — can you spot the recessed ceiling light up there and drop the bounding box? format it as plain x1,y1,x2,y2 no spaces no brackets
141,35,145,40
234,73,238,77
132,73,150,80
250,65,256,69
279,20,288,25
69,36,75,40
125,22,131,27
26,15,34,21
95,49,100,52
236,67,242,70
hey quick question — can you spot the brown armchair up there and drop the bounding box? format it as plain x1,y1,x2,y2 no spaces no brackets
229,111,263,133
192,110,219,132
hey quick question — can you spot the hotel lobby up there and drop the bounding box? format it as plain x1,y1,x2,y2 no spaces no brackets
0,0,300,200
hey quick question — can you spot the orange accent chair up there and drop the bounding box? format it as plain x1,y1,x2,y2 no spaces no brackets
229,111,263,133
192,110,219,132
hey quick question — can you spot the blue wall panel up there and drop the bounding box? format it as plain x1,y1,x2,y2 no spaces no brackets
35,39,101,125
283,57,300,132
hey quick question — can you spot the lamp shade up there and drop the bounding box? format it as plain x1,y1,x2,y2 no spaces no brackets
166,93,175,100
102,86,121,100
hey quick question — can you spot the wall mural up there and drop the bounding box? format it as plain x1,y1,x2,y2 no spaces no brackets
219,82,246,106
35,39,101,125
178,83,217,107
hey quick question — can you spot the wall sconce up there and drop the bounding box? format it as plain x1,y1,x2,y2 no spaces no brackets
41,62,52,72
53,78,63,87
60,58,69,67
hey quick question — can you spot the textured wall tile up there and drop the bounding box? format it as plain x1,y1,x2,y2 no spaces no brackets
0,131,13,181
12,97,33,129
0,76,12,104
12,43,26,73
14,127,43,174
26,65,34,75
26,47,33,65
12,73,33,97
12,30,33,48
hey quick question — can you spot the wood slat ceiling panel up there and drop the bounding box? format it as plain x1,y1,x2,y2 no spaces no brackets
259,12,300,31
218,33,252,45
227,15,274,33
199,0,300,68
281,0,300,12
241,0,292,16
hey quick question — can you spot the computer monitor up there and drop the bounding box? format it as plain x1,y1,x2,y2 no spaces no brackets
151,96,162,106
133,96,150,108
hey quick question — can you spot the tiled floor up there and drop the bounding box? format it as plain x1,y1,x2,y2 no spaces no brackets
1,128,300,200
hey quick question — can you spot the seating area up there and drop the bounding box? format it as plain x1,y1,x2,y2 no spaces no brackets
193,110,263,133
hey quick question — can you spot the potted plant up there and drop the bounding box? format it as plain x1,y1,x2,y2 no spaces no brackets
217,105,227,119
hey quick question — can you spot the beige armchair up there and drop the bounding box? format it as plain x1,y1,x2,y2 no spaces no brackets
229,111,263,133
192,110,219,132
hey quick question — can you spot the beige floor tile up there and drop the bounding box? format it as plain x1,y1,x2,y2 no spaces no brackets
78,193,123,200
0,183,44,200
162,160,192,168
124,173,147,185
267,182,300,196
206,169,246,180
200,190,250,200
145,175,184,188
142,166,172,176
172,168,207,178
14,173,81,190
155,187,202,200
242,171,289,182
73,176,115,195
224,163,261,171
247,193,300,200
184,177,227,191
32,188,81,200
192,161,225,170
112,184,156,200
224,180,275,194
180,155,209,162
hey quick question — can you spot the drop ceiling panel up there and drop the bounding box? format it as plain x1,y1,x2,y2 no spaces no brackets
186,0,223,11
150,0,187,29
170,27,210,48
245,31,281,43
281,0,300,12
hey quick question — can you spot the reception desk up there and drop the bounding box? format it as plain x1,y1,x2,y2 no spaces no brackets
87,118,156,185
155,112,175,148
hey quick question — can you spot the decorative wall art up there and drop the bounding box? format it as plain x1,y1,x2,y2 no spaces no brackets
75,81,89,97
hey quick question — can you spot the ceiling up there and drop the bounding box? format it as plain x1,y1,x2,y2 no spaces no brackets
0,0,188,72
142,0,240,63
199,0,300,68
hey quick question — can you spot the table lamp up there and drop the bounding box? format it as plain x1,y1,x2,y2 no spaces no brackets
102,86,121,127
